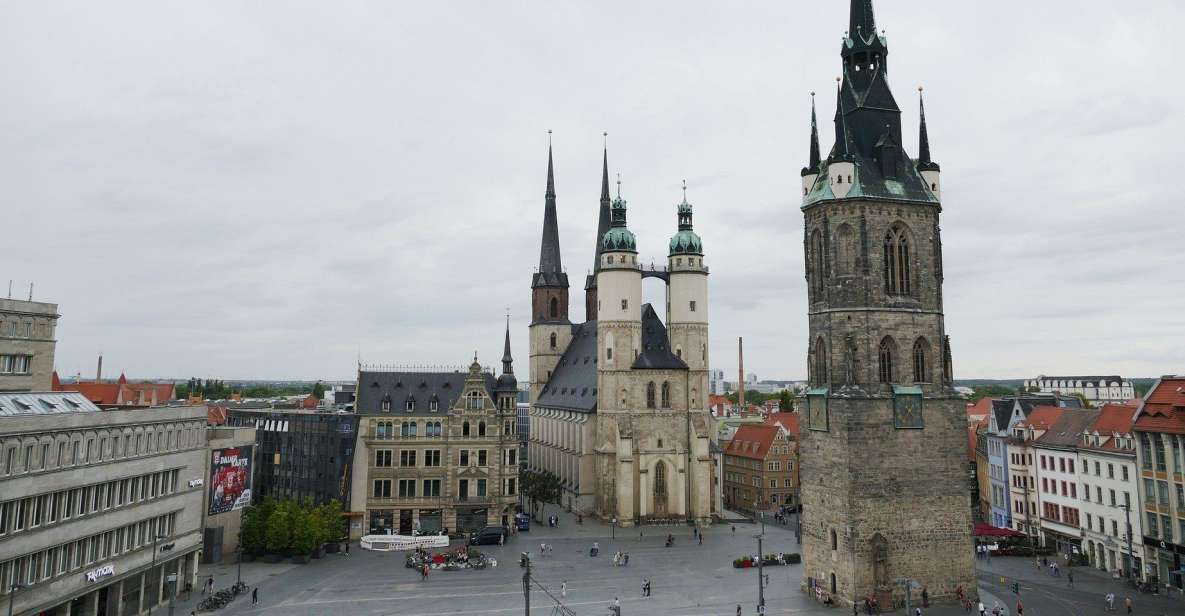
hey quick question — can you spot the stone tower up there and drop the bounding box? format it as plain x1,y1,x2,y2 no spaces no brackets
666,187,709,409
798,0,974,607
529,143,572,403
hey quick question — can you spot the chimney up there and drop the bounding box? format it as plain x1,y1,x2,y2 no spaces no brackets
96,355,103,383
738,337,745,409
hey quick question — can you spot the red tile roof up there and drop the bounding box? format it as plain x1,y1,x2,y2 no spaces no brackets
764,412,800,438
207,405,229,426
1134,377,1185,435
1090,403,1137,435
966,397,994,421
1017,405,1066,431
54,373,176,406
725,424,780,460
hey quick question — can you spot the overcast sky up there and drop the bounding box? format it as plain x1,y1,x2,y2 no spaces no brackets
3,1,1182,383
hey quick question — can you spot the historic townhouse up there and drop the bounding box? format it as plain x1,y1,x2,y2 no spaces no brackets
349,326,520,537
0,393,207,616
1132,376,1185,591
1006,406,1065,539
722,423,797,515
1077,403,1142,577
1032,409,1098,556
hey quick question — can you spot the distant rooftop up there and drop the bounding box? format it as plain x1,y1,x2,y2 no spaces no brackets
0,391,101,416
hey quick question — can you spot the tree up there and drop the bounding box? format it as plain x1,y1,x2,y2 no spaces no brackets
265,509,291,554
778,390,797,412
522,469,562,522
290,506,318,555
312,381,325,401
969,385,1016,402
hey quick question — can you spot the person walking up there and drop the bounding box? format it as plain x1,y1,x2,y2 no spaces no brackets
251,587,259,605
978,600,986,616
1016,600,1023,616
736,604,742,616
345,541,350,555
623,552,629,566
1067,570,1073,587
1124,596,1132,614
561,581,567,598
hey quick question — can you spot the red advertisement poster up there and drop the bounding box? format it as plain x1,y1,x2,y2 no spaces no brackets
209,446,253,515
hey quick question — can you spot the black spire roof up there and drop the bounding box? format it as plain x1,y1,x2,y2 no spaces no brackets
586,140,613,292
804,0,938,207
533,141,569,288
496,316,517,391
917,88,939,172
631,304,688,370
802,93,821,176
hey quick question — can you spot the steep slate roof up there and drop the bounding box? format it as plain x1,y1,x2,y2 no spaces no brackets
1133,376,1185,435
990,400,1014,432
726,424,780,460
535,321,598,412
631,304,688,370
356,370,495,416
533,144,568,289
1034,408,1100,449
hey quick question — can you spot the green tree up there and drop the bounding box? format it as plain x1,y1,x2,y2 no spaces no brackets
317,500,345,542
969,385,1016,402
290,506,318,555
778,390,796,412
522,470,562,522
311,382,325,400
265,509,291,553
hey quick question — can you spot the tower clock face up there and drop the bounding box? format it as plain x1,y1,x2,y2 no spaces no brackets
895,395,922,428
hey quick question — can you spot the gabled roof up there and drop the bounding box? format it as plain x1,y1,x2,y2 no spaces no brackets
1034,408,1100,449
1133,376,1185,435
725,424,780,460
54,376,176,407
764,412,800,438
535,321,598,412
631,304,688,370
1018,405,1067,431
356,369,495,416
967,397,994,422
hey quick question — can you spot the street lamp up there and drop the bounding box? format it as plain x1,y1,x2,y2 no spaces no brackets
610,517,617,541
6,583,27,616
755,534,766,614
1118,504,1135,579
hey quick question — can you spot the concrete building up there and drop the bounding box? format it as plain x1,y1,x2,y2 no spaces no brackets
0,393,207,616
797,1,974,606
349,330,520,537
0,298,59,393
526,143,715,524
1132,376,1185,591
1077,403,1142,577
1025,375,1135,405
201,425,256,563
223,407,357,506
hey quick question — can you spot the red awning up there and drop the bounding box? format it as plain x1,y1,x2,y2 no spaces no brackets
973,523,1025,537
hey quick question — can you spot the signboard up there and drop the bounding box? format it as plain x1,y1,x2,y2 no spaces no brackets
189,478,204,488
209,446,253,515
85,564,115,583
360,534,449,552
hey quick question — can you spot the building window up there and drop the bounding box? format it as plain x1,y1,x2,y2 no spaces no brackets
878,337,896,383
373,480,391,498
477,450,488,466
606,347,612,360
621,299,628,310
423,479,441,497
424,450,441,467
400,450,417,467
460,450,470,466
381,397,391,413
660,382,671,408
462,422,470,437
646,382,657,409
549,297,559,319
689,300,696,312
912,338,930,383
813,337,828,385
478,422,486,437
430,399,438,412
830,529,838,551
398,479,416,498
883,224,911,296
550,333,557,349
809,229,825,297
375,450,392,467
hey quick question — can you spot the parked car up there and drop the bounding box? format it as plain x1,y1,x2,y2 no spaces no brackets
514,513,530,531
469,526,508,546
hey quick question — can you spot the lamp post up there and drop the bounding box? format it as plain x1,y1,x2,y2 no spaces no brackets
611,517,617,541
521,552,531,616
755,534,766,614
7,583,27,616
1119,503,1135,579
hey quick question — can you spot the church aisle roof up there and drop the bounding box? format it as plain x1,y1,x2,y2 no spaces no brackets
535,321,598,412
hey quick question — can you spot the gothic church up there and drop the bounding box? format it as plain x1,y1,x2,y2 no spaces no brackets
798,0,976,607
528,143,715,525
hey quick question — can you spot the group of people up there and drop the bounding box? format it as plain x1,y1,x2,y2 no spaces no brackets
1104,592,1133,613
975,544,993,560
612,551,630,566
546,514,561,527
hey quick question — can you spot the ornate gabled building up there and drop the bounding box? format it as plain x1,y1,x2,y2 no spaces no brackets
527,142,715,525
349,324,521,537
798,0,975,606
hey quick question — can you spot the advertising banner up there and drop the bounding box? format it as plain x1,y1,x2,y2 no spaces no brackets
209,446,253,515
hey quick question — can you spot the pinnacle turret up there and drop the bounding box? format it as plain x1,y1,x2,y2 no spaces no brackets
803,92,821,176
917,88,939,172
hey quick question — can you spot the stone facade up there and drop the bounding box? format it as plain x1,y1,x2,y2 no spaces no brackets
0,298,59,393
797,1,974,606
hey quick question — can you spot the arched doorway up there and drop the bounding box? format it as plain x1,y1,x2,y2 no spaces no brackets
653,461,668,517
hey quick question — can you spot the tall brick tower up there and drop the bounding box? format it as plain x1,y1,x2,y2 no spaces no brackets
798,0,974,607
529,140,572,403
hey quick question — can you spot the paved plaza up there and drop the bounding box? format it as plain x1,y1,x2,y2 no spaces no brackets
166,510,1183,616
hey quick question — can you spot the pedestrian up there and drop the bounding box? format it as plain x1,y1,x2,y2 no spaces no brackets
1067,570,1073,587
345,541,350,555
641,578,647,597
921,587,929,607
561,580,567,597
699,533,703,545
915,608,922,616
251,587,259,605
978,600,985,616
1124,596,1131,614
541,543,546,556
1016,600,1023,615
731,525,736,534
693,527,698,539
623,552,629,566
736,604,742,616
499,533,504,546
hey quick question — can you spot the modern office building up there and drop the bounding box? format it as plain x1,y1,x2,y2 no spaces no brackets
0,298,60,393
223,407,358,507
0,393,207,616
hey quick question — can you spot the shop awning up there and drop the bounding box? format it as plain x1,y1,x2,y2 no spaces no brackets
974,522,1026,537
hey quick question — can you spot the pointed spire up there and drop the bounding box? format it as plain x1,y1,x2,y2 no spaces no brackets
832,77,851,159
849,0,877,43
501,313,514,375
536,131,564,277
916,87,939,171
592,132,612,274
808,91,821,170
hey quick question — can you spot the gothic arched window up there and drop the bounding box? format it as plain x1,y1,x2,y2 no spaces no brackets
813,337,828,386
660,382,671,408
883,225,911,296
654,461,667,495
810,229,826,297
550,333,556,349
549,297,559,319
646,382,657,409
912,338,930,383
878,337,897,384
835,224,856,275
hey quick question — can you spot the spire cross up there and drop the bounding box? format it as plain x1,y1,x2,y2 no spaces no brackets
547,129,552,146
603,131,608,148
682,179,687,201
616,173,622,198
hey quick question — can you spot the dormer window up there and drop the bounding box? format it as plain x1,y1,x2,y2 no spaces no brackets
405,398,415,412
381,396,392,412
430,398,439,412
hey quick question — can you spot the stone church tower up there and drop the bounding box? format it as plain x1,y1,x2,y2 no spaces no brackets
798,0,975,606
528,144,572,404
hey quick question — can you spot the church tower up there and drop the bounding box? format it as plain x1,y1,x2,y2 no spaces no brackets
667,184,709,406
798,0,974,607
584,141,613,321
529,142,572,403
